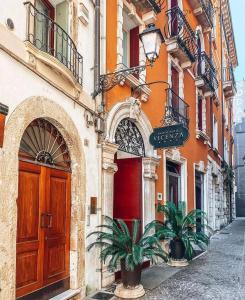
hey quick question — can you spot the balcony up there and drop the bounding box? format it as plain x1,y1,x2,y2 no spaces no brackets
188,0,214,29
165,88,189,128
130,0,166,14
164,6,197,68
25,2,83,86
223,66,236,97
195,52,218,95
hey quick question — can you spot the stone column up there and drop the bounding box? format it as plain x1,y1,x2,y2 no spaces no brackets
142,157,159,228
101,141,118,287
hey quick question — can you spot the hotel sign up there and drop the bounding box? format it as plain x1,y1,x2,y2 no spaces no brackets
149,124,189,149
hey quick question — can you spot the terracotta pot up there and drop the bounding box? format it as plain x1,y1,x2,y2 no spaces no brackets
170,239,185,259
121,259,142,288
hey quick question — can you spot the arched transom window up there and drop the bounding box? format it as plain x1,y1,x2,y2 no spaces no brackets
19,118,71,170
115,118,145,157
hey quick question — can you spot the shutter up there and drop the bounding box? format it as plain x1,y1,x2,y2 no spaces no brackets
130,27,139,68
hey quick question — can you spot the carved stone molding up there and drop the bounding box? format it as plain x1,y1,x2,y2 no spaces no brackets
143,157,160,180
102,162,118,174
195,160,206,173
127,97,142,122
166,148,181,162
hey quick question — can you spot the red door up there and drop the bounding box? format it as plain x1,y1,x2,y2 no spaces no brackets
114,158,142,233
16,161,71,298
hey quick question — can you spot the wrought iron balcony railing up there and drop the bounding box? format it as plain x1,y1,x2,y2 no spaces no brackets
223,66,236,91
164,6,197,62
165,88,189,128
200,0,214,27
130,0,166,14
196,52,218,93
25,2,83,85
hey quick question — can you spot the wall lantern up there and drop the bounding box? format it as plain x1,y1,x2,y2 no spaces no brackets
93,23,164,97
139,23,164,64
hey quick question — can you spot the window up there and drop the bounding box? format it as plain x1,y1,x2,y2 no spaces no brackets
213,115,218,150
122,25,139,77
224,139,229,163
166,161,181,208
211,12,216,41
122,29,129,67
122,10,139,69
198,96,203,131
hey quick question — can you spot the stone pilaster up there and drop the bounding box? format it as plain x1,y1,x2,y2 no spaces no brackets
101,141,118,287
142,157,159,228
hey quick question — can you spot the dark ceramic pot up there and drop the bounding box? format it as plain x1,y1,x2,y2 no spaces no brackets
121,259,142,288
170,239,185,259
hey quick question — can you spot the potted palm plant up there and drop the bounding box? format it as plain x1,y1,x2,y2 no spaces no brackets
156,201,211,266
87,216,168,299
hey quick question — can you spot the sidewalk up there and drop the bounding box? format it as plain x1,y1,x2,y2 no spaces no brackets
141,218,245,300
89,218,245,300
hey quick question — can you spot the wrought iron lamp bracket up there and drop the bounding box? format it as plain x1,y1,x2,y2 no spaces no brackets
94,64,152,97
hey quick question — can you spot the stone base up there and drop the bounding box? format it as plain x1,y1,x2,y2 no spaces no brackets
167,258,189,267
114,284,145,299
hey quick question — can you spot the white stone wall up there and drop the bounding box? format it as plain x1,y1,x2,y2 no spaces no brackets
207,156,229,231
0,0,107,297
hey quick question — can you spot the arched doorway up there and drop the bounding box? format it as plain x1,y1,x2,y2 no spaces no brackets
113,118,145,232
16,118,71,298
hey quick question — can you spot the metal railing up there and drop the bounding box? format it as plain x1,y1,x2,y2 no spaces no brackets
131,0,166,14
164,6,197,62
165,88,189,128
196,51,218,92
200,0,214,27
223,66,236,91
24,2,83,85
148,0,167,13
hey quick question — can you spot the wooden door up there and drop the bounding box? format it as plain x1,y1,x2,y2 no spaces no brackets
16,161,44,298
16,162,71,298
114,158,142,233
44,168,71,285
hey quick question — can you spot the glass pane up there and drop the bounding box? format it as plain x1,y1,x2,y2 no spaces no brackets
35,0,49,51
56,1,69,64
122,30,128,67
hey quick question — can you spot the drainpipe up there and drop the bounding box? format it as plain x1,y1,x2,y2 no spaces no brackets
220,0,225,163
93,0,101,99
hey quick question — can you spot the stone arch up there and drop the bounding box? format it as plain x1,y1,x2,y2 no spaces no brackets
106,97,155,158
0,96,86,299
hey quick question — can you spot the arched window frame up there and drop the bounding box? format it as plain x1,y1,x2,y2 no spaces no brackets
115,118,145,157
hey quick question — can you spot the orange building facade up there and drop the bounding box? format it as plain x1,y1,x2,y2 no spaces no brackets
101,2,237,285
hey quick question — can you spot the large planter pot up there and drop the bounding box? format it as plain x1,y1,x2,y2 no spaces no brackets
170,239,185,260
121,259,142,288
114,260,145,299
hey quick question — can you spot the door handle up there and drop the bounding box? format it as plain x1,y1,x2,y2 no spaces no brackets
47,213,53,228
40,213,53,228
41,213,48,228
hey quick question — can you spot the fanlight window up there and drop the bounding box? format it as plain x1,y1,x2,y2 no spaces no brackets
19,118,71,170
115,118,145,157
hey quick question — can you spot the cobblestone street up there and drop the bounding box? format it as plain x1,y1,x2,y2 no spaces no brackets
141,218,245,300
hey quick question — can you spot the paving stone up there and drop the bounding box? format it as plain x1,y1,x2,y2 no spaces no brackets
141,219,245,300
